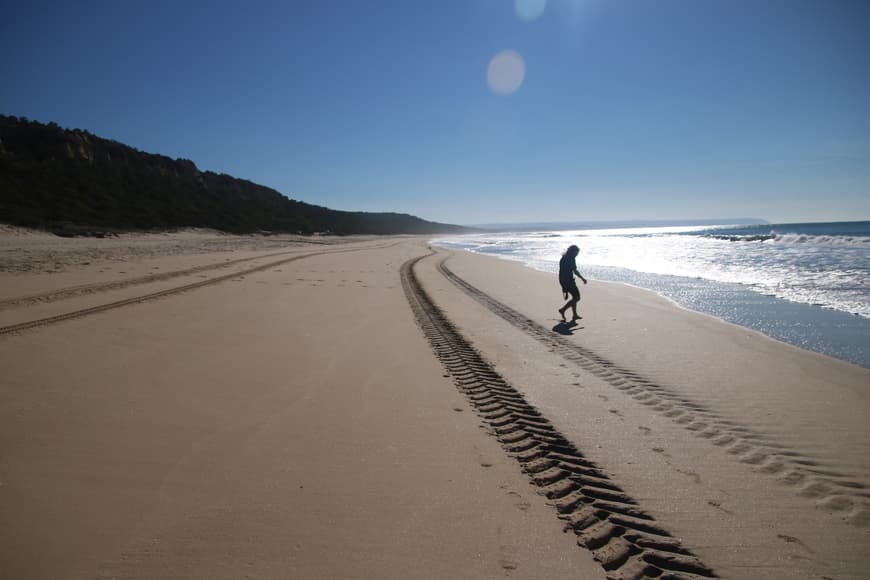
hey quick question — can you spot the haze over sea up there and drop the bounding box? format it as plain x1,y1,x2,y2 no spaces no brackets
434,221,870,369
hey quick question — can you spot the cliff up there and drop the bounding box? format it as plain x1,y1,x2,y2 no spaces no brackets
0,115,471,236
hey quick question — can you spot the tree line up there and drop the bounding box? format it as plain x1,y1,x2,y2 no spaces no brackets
0,115,471,236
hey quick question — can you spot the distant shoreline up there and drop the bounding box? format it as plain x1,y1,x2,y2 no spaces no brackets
467,218,770,231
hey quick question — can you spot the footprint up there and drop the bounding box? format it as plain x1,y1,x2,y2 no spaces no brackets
777,534,815,554
676,468,702,485
707,499,734,515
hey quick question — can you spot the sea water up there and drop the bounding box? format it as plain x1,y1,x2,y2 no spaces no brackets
433,221,870,369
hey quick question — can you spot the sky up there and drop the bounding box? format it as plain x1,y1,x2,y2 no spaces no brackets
2,0,869,225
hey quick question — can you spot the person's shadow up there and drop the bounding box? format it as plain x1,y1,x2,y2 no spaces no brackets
552,320,582,335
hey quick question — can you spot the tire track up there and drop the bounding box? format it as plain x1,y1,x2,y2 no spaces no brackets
0,243,392,336
436,253,870,527
401,252,718,579
0,250,301,310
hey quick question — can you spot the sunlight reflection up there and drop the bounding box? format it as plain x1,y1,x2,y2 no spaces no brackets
487,50,525,95
515,0,547,22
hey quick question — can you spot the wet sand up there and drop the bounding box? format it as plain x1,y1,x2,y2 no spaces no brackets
1,230,868,579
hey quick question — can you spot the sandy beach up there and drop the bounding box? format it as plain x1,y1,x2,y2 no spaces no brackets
1,230,868,579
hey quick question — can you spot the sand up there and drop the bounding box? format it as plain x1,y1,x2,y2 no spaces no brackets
1,230,868,579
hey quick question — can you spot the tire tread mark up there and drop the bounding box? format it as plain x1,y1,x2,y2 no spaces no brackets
401,253,717,579
436,255,870,527
0,250,302,310
0,243,395,336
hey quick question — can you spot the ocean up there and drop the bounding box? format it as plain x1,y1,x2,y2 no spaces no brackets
433,221,870,369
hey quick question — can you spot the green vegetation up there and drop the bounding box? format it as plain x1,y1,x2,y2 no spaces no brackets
0,115,471,236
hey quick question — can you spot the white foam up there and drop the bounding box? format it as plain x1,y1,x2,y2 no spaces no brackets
435,226,870,319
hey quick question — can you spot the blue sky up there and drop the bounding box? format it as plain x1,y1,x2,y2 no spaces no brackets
2,0,868,225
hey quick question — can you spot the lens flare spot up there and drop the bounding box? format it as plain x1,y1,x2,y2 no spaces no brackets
515,0,547,22
487,50,525,96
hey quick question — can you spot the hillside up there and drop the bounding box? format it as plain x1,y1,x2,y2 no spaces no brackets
0,115,471,236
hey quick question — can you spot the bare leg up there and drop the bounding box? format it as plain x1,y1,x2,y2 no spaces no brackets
570,298,580,320
559,296,576,321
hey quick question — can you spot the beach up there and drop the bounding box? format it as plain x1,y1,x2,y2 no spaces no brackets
1,230,868,579
434,222,870,368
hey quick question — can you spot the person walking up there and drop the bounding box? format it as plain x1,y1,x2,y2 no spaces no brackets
558,244,587,321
